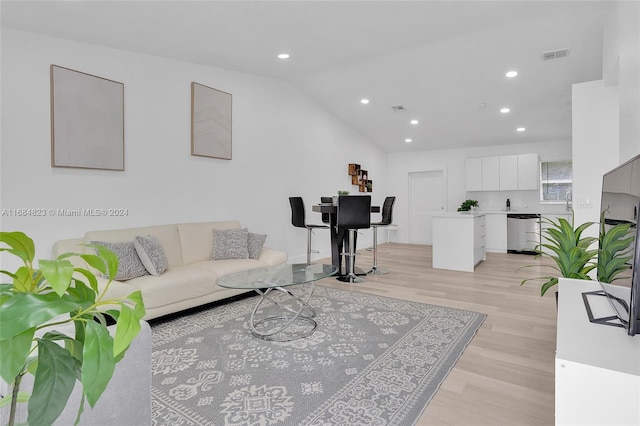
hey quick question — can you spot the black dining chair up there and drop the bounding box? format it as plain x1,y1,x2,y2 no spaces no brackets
320,196,333,225
289,197,329,265
337,195,371,283
368,196,396,275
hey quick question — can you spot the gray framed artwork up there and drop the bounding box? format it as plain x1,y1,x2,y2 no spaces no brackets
191,82,232,160
50,65,124,171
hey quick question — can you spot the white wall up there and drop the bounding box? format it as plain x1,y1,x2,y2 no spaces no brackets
387,140,571,244
571,80,620,232
0,29,387,267
603,1,640,163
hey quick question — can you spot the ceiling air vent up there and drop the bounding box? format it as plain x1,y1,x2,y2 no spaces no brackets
541,48,571,61
391,105,406,111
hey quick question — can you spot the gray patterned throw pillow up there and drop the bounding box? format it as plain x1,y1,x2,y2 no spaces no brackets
91,240,149,281
247,232,266,259
212,228,249,260
134,235,169,276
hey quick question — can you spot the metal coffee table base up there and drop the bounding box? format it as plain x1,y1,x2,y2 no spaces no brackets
250,282,316,341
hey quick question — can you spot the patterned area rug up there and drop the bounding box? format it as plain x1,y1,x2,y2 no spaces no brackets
150,286,486,425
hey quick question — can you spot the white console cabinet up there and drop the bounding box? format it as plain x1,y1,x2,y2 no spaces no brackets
555,279,640,425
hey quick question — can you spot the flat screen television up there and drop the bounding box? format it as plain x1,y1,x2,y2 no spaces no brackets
597,153,640,336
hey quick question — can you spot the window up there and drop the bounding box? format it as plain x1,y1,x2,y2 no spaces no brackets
540,160,572,203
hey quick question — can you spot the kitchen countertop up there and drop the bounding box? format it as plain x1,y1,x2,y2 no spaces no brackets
433,212,485,218
480,210,572,215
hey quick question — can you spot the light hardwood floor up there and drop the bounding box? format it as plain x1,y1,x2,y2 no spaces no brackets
315,243,558,426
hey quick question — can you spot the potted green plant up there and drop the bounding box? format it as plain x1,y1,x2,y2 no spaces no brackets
0,231,146,426
520,213,598,296
457,199,479,212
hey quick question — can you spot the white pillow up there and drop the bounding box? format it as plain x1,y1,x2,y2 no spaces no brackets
134,235,169,276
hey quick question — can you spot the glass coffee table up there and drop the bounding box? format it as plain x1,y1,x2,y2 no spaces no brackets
217,263,338,341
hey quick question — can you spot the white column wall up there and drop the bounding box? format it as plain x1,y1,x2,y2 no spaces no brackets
0,29,387,267
571,80,620,232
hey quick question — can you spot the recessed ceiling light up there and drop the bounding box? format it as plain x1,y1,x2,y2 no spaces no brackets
405,138,412,143
277,53,290,59
506,70,518,78
360,99,370,104
500,107,510,114
410,120,419,125
516,127,526,132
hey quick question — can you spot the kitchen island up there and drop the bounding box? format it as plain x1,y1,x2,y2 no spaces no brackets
432,212,486,272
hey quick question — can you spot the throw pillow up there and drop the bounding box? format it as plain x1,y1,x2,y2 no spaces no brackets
134,235,169,276
212,228,249,260
247,232,267,259
91,240,149,281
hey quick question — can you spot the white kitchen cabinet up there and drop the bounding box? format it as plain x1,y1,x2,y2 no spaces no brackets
499,155,518,190
481,156,500,191
465,157,483,191
466,153,539,191
485,213,507,253
473,215,486,265
432,213,485,272
517,153,540,190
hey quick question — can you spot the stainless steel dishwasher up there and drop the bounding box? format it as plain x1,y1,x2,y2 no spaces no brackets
507,213,541,254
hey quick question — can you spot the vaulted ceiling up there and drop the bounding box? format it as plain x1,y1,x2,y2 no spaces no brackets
1,1,612,153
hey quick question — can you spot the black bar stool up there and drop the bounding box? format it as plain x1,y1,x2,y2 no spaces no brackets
368,196,396,275
320,196,333,225
337,195,371,283
289,197,329,265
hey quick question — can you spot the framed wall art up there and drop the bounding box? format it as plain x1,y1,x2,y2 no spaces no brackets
50,65,124,170
191,82,232,160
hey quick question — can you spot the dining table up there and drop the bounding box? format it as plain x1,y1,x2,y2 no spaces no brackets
312,202,380,280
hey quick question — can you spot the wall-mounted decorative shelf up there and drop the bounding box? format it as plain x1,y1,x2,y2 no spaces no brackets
348,163,373,192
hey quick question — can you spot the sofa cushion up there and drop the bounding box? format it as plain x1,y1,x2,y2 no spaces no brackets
134,235,168,276
248,233,267,259
178,221,241,265
125,266,219,310
91,240,149,281
85,225,183,269
212,228,249,260
192,258,267,278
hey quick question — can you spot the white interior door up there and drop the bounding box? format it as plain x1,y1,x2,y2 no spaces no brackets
409,170,445,245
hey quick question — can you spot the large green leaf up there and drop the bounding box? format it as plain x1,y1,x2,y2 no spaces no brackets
126,290,146,319
39,259,74,296
73,267,99,293
0,231,35,265
81,321,115,407
11,266,32,292
113,304,140,357
28,339,77,426
83,244,119,281
66,279,96,307
0,327,35,383
0,293,77,340
78,253,108,276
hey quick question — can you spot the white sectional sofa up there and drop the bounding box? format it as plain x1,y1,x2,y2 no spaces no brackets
52,220,287,320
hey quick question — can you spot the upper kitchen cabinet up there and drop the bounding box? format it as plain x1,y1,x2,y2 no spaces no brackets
517,153,540,190
499,155,518,191
466,153,539,191
465,157,483,191
482,156,500,191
